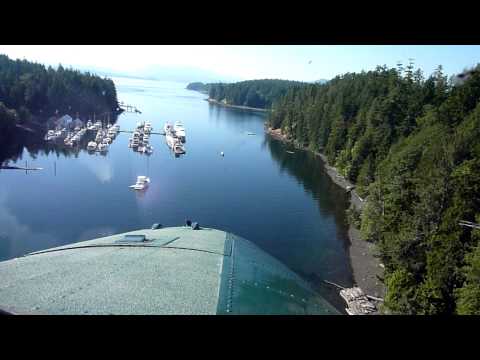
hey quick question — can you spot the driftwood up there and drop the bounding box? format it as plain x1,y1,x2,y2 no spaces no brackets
323,280,384,315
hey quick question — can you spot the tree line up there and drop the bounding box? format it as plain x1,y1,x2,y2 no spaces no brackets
267,62,480,314
186,79,304,109
0,54,119,143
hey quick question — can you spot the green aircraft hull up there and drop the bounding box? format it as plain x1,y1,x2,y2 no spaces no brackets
0,226,339,315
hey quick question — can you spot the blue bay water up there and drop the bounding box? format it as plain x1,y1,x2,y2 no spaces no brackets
0,77,354,307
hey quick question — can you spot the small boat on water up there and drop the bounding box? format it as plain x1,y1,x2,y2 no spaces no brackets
87,141,97,151
129,176,150,190
164,122,172,134
138,144,153,155
44,130,55,141
97,143,108,153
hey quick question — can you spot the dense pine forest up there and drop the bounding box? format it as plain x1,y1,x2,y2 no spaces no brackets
268,63,480,314
206,79,304,109
0,54,119,144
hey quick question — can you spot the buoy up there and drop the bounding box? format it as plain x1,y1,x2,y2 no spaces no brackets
220,151,224,157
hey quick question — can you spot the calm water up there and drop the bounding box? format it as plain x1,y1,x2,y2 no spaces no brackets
0,77,353,309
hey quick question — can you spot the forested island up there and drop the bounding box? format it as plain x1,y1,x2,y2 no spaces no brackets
0,54,120,145
187,79,304,110
267,63,480,314
186,82,208,93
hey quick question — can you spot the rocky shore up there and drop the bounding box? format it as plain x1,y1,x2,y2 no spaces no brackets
267,127,385,301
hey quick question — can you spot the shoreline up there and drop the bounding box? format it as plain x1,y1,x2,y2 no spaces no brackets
205,98,270,113
266,127,385,301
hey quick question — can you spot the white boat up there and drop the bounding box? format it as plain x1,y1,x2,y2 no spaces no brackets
97,143,108,153
45,130,55,141
103,137,112,144
129,176,150,190
174,121,186,141
87,141,97,151
164,122,172,134
166,132,185,154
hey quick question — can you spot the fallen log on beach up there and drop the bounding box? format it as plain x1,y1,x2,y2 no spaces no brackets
323,280,383,315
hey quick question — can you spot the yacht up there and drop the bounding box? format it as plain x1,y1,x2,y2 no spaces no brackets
164,122,172,134
174,121,186,142
97,143,108,153
87,141,97,151
129,176,150,190
166,132,185,154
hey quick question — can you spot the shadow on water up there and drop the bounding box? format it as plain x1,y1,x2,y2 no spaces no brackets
264,135,354,311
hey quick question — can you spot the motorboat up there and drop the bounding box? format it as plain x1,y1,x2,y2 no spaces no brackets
138,144,153,155
129,176,150,190
164,122,172,134
45,130,55,141
97,143,108,153
87,141,97,151
174,121,186,142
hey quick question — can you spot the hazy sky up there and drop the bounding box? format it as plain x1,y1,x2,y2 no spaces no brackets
1,45,480,82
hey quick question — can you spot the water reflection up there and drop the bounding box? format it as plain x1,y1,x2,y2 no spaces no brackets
0,190,60,261
80,156,114,183
264,135,354,308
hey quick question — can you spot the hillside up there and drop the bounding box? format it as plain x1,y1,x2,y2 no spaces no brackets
268,63,480,314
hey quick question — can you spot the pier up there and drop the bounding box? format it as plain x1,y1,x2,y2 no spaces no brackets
118,101,142,114
119,130,166,136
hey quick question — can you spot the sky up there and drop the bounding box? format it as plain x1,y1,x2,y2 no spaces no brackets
1,45,479,82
